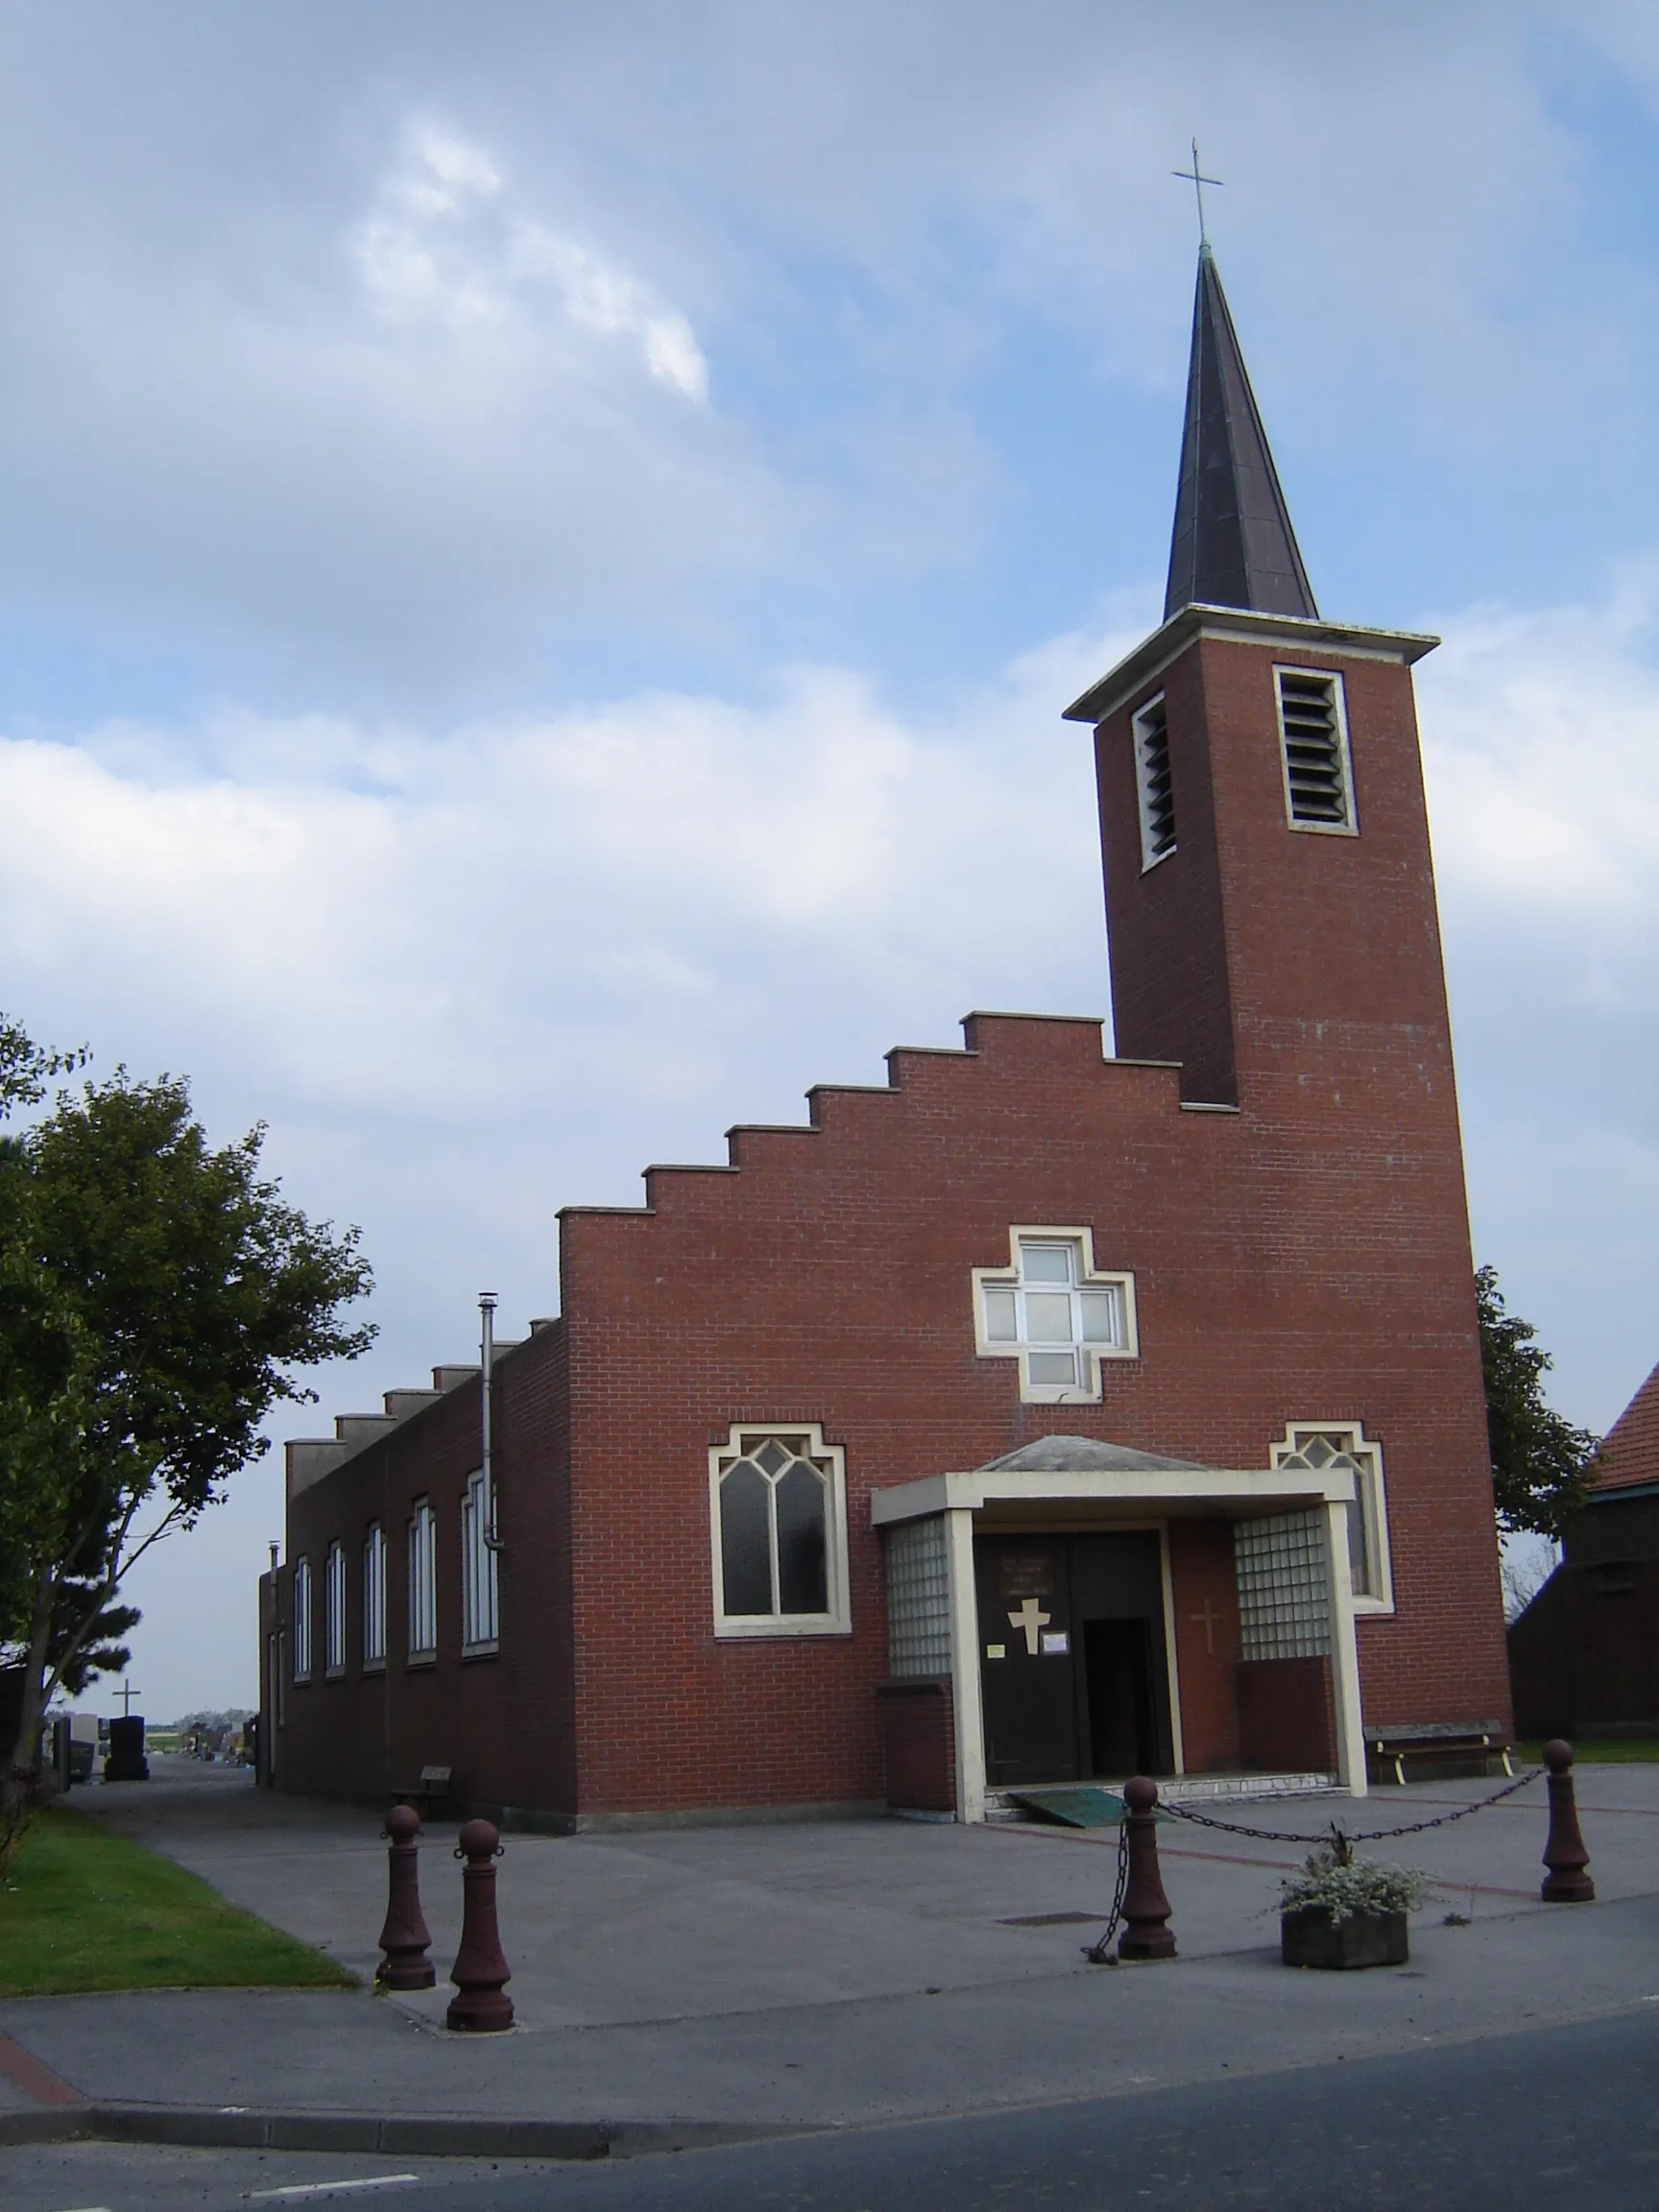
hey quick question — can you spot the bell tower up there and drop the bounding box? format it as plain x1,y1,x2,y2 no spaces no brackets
1067,246,1453,1150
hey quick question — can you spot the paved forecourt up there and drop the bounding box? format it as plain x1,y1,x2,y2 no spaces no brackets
2,1755,1656,2134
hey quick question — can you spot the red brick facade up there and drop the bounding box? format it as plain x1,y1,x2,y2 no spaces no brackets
269,610,1511,1825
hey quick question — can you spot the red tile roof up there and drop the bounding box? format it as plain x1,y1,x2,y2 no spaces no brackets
1590,1359,1659,1493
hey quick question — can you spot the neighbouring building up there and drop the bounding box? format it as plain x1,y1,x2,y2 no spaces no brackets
257,242,1512,1827
1508,1361,1659,1742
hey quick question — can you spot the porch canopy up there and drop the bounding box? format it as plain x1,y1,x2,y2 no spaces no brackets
871,1436,1366,1818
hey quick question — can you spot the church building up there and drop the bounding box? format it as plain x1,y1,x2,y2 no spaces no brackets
259,244,1512,1826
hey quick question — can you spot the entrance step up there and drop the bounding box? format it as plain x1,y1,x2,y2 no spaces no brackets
1161,1771,1338,1805
985,1771,1338,1826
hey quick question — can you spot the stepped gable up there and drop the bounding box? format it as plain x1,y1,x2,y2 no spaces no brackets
557,1010,1190,1233
1590,1359,1659,1493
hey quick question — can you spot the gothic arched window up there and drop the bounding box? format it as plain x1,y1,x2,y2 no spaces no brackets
709,1425,851,1638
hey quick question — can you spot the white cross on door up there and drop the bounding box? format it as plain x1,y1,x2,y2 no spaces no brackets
1007,1596,1051,1657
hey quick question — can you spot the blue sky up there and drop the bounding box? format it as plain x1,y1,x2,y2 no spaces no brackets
3,1,1656,1716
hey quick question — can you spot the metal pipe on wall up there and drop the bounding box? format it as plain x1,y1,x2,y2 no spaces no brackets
479,1291,502,1551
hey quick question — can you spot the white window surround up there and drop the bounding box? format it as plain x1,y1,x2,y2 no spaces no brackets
324,1541,347,1677
1269,1421,1394,1614
407,1500,437,1663
972,1229,1139,1404
461,1468,500,1654
362,1523,387,1672
709,1422,852,1640
1273,665,1358,836
1132,691,1176,871
291,1557,312,1684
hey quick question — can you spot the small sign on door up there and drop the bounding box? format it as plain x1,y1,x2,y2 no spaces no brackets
1041,1631,1070,1656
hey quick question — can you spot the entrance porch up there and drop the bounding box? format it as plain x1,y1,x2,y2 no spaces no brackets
873,1438,1367,1821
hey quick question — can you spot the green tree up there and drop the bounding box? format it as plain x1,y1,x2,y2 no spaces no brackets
1476,1262,1598,1539
1,1024,374,1831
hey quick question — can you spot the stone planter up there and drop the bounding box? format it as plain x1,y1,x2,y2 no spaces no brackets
1281,1905,1408,1970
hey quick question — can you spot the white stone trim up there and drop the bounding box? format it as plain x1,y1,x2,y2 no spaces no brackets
1269,1421,1395,1615
872,1462,1354,1527
1062,603,1437,727
709,1422,852,1641
1132,691,1176,872
291,1556,312,1684
1273,664,1358,836
324,1540,347,1678
945,1507,985,1824
1157,1523,1186,1777
971,1226,1139,1405
1321,1497,1369,1796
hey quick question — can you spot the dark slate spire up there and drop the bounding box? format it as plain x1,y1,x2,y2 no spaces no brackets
1164,245,1317,622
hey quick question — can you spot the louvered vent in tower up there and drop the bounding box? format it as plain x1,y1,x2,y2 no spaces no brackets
1133,694,1176,868
1275,669,1355,831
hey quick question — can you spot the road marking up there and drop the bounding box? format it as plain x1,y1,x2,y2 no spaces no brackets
248,2181,420,2202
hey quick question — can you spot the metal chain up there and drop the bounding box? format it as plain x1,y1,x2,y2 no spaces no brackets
1077,1767,1542,1961
1082,1815,1132,1964
1157,1765,1545,1847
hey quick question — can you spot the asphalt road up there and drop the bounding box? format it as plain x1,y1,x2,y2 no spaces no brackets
8,2008,1659,2212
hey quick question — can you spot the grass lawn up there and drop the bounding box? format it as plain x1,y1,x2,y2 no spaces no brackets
1514,1738,1659,1765
0,1805,354,1996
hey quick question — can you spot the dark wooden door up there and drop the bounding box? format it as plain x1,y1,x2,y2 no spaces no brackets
975,1537,1077,1787
976,1530,1173,1787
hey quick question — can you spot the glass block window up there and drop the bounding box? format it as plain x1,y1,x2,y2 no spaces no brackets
1275,667,1357,833
1271,1423,1393,1610
324,1541,347,1676
709,1424,851,1638
461,1469,500,1652
362,1524,387,1671
973,1230,1138,1403
407,1500,437,1662
291,1557,312,1683
1133,691,1176,868
884,1515,951,1678
1235,1509,1331,1661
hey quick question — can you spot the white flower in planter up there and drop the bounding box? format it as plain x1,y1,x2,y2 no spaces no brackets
1277,1830,1431,1925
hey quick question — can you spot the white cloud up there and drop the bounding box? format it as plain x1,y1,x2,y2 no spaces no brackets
353,117,709,400
7,4,1651,704
1417,569,1659,951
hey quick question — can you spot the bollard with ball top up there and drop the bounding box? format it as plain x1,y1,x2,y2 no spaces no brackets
375,1803,435,1990
1117,1775,1177,1960
446,1816,515,2031
1540,1739,1595,1903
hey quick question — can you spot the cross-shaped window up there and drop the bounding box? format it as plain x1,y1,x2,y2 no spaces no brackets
973,1232,1138,1403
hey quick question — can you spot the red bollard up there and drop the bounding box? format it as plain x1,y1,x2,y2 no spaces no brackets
376,1804,435,1990
446,1817,515,2031
1117,1775,1177,1960
1540,1740,1595,1903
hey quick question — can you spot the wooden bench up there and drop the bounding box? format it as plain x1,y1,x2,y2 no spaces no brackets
391,1765,454,1818
1365,1723,1512,1787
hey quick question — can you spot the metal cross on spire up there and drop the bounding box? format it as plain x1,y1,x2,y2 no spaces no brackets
1171,138,1223,250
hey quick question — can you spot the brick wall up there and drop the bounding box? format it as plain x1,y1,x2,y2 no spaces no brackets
1166,1520,1242,1772
277,1323,577,1820
274,623,1510,1822
877,1677,956,1813
1238,1657,1337,1772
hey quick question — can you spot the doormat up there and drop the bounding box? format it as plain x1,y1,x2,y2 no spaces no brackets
1003,1786,1133,1828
